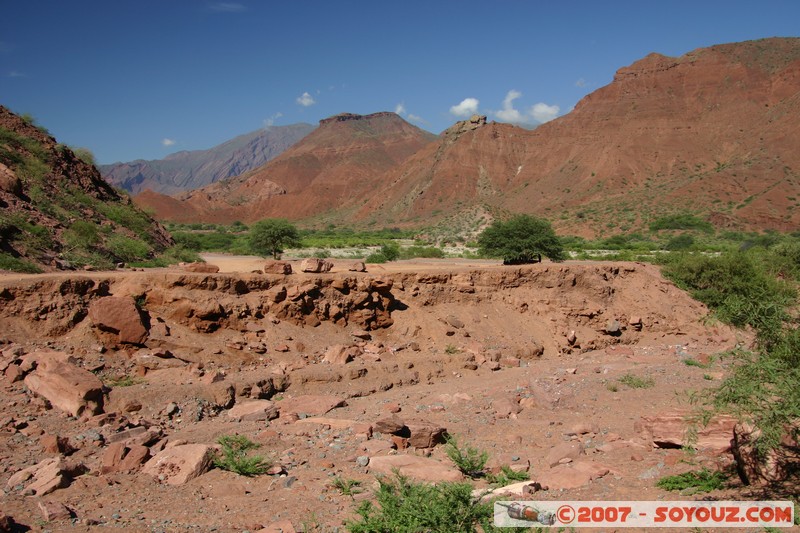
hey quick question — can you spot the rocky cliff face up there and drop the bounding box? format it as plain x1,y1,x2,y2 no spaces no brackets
356,38,800,235
136,112,437,224
101,123,314,195
0,106,172,271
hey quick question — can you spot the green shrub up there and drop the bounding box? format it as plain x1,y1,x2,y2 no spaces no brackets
486,465,530,486
379,242,400,261
106,234,152,262
656,468,727,494
347,474,495,533
331,477,363,497
618,374,655,389
478,214,565,262
248,218,301,259
649,213,714,233
444,435,488,478
399,245,445,259
0,252,42,273
213,435,270,477
63,220,101,250
664,234,695,251
661,250,794,340
365,252,387,263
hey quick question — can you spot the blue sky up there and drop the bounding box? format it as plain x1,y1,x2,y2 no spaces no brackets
2,1,798,164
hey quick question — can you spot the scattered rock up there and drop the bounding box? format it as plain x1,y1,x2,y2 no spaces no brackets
635,410,737,452
37,500,72,522
182,262,220,273
142,444,213,485
88,296,149,345
368,455,463,483
406,421,447,448
348,261,367,272
227,400,280,422
278,395,346,417
24,358,104,418
264,261,293,274
299,258,331,273
546,441,585,468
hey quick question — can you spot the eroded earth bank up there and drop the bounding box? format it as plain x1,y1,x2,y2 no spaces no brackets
0,260,751,531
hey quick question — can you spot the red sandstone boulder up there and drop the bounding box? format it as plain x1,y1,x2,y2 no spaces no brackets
264,261,292,274
182,262,220,273
24,359,104,417
88,296,148,345
635,410,737,452
142,444,213,485
226,400,280,422
368,455,463,483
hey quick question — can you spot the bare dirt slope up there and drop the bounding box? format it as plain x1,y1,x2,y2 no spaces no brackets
0,260,761,532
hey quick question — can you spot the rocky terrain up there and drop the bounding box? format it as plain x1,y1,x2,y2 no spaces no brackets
1,257,776,532
137,38,800,236
136,112,437,224
101,123,315,195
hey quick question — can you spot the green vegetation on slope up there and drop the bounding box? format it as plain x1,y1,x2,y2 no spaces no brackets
661,243,800,459
0,118,188,272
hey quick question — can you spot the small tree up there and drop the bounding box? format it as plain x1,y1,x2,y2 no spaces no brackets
478,214,565,262
248,218,301,259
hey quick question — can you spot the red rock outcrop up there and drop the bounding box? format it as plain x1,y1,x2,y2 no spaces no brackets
137,112,437,223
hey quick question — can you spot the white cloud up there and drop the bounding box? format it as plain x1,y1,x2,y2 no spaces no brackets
208,2,246,12
296,91,316,107
7,71,25,78
263,112,283,128
407,114,426,124
530,102,560,123
162,138,176,147
495,89,524,123
394,102,406,115
575,78,587,88
449,97,480,117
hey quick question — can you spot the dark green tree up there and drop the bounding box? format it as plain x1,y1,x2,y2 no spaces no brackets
478,214,565,262
248,218,301,259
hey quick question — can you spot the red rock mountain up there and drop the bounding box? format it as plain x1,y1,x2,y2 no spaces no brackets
137,112,437,223
101,123,314,195
139,38,800,235
356,37,800,236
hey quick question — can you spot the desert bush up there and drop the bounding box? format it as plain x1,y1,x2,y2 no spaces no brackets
664,234,695,251
347,474,496,533
618,374,655,389
0,252,42,273
399,245,445,259
105,234,152,262
649,213,714,233
661,250,794,339
248,218,301,259
365,252,388,263
662,247,800,459
656,468,727,494
71,146,97,166
63,220,101,250
478,214,565,262
213,435,270,477
444,435,488,478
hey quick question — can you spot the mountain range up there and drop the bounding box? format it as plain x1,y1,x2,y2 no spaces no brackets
134,38,800,236
100,123,314,195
